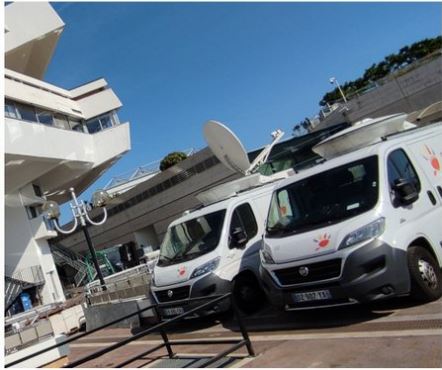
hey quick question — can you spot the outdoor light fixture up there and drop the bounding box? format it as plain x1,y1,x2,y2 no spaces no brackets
42,200,61,220
329,76,348,104
43,187,111,289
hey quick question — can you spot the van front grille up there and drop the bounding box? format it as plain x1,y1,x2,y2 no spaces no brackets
154,286,190,302
274,259,342,286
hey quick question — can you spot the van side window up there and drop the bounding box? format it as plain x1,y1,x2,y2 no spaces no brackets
387,149,421,202
229,203,258,248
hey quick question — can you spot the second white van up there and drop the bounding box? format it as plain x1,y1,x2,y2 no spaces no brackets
260,116,442,310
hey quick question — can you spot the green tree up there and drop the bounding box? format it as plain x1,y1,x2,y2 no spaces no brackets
319,36,441,107
159,151,188,171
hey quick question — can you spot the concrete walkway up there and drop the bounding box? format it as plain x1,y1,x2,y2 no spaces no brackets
68,297,442,367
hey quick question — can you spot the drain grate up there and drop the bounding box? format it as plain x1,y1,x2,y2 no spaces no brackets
147,356,237,368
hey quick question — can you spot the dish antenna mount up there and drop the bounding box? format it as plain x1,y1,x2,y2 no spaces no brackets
203,120,284,175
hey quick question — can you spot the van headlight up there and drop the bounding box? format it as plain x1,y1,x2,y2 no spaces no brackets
260,243,275,264
190,257,220,279
339,217,385,250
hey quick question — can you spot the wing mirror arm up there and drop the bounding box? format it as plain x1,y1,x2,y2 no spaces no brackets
230,227,248,248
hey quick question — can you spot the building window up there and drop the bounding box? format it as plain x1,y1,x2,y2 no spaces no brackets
15,102,37,122
32,184,42,197
85,112,118,134
85,118,102,133
5,99,18,118
36,109,54,126
100,115,113,129
69,117,85,132
53,114,70,130
26,205,41,219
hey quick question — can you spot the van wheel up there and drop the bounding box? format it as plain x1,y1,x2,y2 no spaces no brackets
407,246,442,301
233,275,266,314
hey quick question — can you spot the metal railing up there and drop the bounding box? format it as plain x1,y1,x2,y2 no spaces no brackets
5,319,54,355
51,244,90,286
5,265,45,288
85,263,154,305
86,262,153,290
104,148,196,190
5,293,255,368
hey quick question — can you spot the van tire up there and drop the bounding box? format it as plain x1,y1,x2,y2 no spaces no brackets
407,246,442,301
232,275,266,314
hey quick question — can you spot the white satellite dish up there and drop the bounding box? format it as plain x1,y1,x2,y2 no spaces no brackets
312,113,415,159
204,120,285,175
204,120,251,174
199,120,288,205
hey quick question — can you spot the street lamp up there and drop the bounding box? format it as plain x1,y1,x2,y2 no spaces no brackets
43,187,111,289
329,77,348,104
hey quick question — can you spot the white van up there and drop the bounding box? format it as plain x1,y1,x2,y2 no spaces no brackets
150,182,275,317
260,115,442,310
149,120,293,317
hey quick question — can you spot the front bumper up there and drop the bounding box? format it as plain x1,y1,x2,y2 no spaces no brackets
151,272,232,318
260,239,411,310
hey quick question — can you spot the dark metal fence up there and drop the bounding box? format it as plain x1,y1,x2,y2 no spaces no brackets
5,293,255,368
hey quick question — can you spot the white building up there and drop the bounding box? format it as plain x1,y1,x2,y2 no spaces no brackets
4,2,131,312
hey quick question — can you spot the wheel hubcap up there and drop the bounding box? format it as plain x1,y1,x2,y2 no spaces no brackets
418,259,438,290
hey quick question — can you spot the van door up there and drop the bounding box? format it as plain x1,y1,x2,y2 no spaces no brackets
224,203,260,277
407,136,442,202
386,147,442,265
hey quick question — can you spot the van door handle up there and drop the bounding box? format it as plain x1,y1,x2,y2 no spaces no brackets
427,191,437,206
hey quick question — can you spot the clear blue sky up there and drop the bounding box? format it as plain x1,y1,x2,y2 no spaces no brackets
47,2,441,220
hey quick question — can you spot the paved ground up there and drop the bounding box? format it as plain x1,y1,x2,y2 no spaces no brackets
68,297,442,367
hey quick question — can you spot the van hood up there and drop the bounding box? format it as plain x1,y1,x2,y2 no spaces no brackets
154,253,219,287
263,215,372,263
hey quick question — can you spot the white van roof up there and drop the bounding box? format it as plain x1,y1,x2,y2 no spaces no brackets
275,121,441,190
170,182,277,226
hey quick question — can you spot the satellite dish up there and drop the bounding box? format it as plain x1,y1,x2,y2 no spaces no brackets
312,113,415,159
204,120,251,174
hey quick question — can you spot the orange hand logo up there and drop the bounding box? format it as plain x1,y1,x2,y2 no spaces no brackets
178,266,186,276
423,144,441,176
314,233,331,251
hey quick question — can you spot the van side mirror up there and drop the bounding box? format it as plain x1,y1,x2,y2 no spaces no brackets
392,178,419,206
230,227,248,248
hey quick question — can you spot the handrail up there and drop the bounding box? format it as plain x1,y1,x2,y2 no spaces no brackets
65,294,229,367
65,293,254,368
4,302,157,368
6,293,256,368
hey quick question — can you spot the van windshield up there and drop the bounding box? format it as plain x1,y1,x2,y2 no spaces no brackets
157,210,226,266
266,156,379,237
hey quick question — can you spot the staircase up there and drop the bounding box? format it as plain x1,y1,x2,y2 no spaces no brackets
5,276,25,312
84,251,115,283
51,244,93,286
5,265,45,313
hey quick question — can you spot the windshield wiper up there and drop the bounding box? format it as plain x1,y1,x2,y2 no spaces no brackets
267,223,296,236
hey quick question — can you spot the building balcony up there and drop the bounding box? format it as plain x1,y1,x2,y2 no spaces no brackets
5,116,130,204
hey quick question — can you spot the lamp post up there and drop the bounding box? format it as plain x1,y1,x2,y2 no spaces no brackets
43,187,111,290
329,77,348,103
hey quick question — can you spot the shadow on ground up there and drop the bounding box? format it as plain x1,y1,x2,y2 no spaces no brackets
132,296,426,336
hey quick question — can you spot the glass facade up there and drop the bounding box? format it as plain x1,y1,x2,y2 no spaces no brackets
85,113,118,133
4,99,120,135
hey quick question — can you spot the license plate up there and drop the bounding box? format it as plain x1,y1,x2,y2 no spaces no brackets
163,307,184,316
292,289,332,303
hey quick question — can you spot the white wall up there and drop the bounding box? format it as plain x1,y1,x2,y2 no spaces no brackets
5,192,65,305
